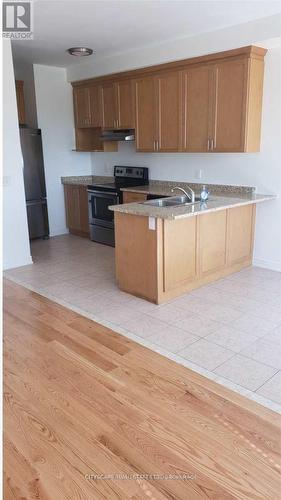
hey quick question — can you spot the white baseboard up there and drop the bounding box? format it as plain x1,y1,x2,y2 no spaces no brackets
50,227,69,237
253,258,281,272
3,254,33,271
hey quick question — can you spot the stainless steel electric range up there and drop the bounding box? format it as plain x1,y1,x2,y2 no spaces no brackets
87,166,149,246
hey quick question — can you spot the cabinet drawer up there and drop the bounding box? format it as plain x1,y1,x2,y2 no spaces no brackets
123,192,147,203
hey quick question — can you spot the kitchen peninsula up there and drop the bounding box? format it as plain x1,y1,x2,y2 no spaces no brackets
110,182,275,304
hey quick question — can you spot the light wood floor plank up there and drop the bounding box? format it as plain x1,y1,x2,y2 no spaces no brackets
4,279,281,499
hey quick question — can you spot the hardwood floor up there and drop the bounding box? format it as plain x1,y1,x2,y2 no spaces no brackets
3,279,281,499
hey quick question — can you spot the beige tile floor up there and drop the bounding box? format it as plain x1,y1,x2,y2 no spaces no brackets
4,234,281,413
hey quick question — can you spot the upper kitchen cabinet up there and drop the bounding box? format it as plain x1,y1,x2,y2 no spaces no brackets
73,85,101,128
89,85,101,127
101,80,134,129
211,58,248,152
135,76,156,151
135,71,180,152
181,66,213,152
73,46,267,153
15,80,26,125
72,83,117,152
156,71,181,152
101,82,116,128
115,80,134,129
73,86,91,127
211,56,264,152
182,51,265,152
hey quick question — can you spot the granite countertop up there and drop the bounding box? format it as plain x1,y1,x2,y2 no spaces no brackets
120,180,256,196
61,177,255,195
109,193,276,220
61,175,114,186
61,176,275,220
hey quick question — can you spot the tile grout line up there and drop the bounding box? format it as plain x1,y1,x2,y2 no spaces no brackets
254,369,281,393
4,274,281,415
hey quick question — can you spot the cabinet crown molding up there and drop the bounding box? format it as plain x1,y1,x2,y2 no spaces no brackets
71,45,267,87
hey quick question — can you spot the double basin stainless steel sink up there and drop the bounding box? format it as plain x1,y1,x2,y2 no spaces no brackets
142,195,202,207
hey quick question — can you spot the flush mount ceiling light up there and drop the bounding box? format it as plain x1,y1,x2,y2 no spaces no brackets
67,47,93,56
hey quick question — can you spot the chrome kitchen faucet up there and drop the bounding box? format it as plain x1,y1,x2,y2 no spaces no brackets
171,186,195,203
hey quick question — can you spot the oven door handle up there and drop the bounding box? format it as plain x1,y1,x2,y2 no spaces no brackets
87,190,119,197
93,197,97,217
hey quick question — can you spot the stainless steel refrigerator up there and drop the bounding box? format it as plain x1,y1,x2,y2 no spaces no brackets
20,127,49,239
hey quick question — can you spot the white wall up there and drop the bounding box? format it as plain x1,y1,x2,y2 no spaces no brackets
89,46,281,272
3,40,32,270
34,64,92,236
67,14,281,81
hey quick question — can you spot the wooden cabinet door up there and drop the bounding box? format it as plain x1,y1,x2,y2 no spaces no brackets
64,185,81,231
15,80,25,125
89,85,101,127
135,76,156,151
64,185,89,236
156,71,180,152
198,210,227,276
163,218,196,292
227,205,254,266
122,192,147,203
115,80,134,129
212,59,247,152
101,83,116,128
182,67,213,152
73,87,91,128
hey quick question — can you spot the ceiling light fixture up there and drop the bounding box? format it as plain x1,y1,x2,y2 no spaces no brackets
67,47,93,56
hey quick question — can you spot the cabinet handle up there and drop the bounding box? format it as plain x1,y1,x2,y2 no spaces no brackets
156,140,159,151
211,138,214,150
207,138,210,151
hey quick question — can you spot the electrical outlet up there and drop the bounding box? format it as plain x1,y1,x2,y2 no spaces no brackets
2,175,12,187
195,169,203,180
106,163,112,175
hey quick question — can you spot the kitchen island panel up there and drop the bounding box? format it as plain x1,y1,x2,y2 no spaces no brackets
163,217,197,292
115,212,161,302
115,205,256,304
198,210,227,277
227,204,255,266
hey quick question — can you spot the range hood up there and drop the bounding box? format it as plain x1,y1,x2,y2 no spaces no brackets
100,129,135,142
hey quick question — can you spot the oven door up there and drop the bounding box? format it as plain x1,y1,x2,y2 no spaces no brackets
88,190,120,228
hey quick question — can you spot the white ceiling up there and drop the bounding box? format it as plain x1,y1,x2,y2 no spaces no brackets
12,0,281,68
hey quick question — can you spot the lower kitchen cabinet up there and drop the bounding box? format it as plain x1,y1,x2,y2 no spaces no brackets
64,185,89,237
122,191,147,203
115,204,256,303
